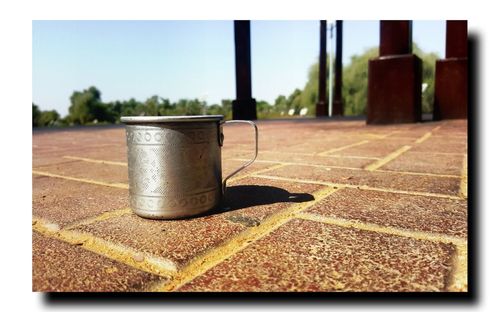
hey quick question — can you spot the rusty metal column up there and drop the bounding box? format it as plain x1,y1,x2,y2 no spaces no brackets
332,20,343,116
316,20,328,117
367,20,422,124
434,21,468,120
232,20,257,120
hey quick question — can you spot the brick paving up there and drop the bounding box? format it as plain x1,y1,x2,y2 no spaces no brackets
32,119,468,292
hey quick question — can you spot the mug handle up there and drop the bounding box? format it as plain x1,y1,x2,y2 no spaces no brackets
220,120,258,195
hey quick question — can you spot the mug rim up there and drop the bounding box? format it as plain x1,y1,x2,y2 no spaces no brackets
120,115,224,124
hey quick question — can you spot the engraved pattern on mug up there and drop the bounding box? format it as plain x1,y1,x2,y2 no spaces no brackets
130,191,217,213
126,126,214,145
125,123,222,216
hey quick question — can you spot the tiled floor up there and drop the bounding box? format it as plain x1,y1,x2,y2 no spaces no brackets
32,118,468,292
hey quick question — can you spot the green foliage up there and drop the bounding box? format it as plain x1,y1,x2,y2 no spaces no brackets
294,54,332,116
287,88,302,112
68,86,107,124
171,99,205,115
342,47,378,115
288,44,439,116
32,103,41,127
32,103,60,127
413,44,439,113
273,95,287,114
38,110,60,126
205,100,232,119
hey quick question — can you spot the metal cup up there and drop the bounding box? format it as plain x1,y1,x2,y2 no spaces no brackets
120,115,258,219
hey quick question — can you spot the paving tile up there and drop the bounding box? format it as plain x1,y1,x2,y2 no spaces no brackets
226,150,374,168
222,159,278,178
34,160,128,184
34,143,124,153
32,154,80,168
73,213,247,269
32,231,165,292
179,218,455,291
33,127,124,145
411,137,467,154
388,125,439,139
278,138,374,154
61,145,127,163
381,151,465,176
264,164,461,195
329,138,415,158
33,175,129,227
434,120,467,136
72,176,322,269
32,119,468,292
306,188,467,237
223,177,323,224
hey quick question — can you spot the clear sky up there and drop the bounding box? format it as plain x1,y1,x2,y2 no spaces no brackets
32,20,445,116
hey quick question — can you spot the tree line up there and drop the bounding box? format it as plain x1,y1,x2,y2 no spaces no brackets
33,43,439,127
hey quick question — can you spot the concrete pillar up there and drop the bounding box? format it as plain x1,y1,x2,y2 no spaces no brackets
316,20,328,117
367,21,422,124
332,20,343,116
434,21,468,120
232,20,257,120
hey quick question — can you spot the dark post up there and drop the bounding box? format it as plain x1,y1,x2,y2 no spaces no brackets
316,20,328,117
332,20,343,116
232,20,257,120
446,20,468,58
367,20,422,124
379,20,412,55
434,20,468,120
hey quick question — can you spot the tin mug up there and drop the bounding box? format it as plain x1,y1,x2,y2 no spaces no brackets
120,115,258,219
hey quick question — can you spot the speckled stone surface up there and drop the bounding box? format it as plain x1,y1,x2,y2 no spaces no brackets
59,145,128,162
179,218,455,292
222,159,279,178
306,188,467,237
264,164,461,195
32,119,467,292
32,175,129,227
32,231,165,292
274,138,376,154
34,160,128,184
32,153,80,168
227,150,374,169
328,138,416,157
71,176,321,269
223,177,323,223
73,213,247,268
411,137,467,154
381,151,465,175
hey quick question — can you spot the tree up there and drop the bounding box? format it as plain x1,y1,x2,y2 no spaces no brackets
146,96,160,116
68,86,102,124
170,99,206,116
286,45,439,116
159,98,173,115
32,103,41,127
33,103,60,127
121,98,141,116
287,88,302,113
68,86,115,124
257,100,271,116
342,47,377,115
207,104,224,116
38,110,60,126
273,95,287,114
413,44,439,114
91,102,115,123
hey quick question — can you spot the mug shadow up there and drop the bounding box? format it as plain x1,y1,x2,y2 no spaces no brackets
203,185,315,217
